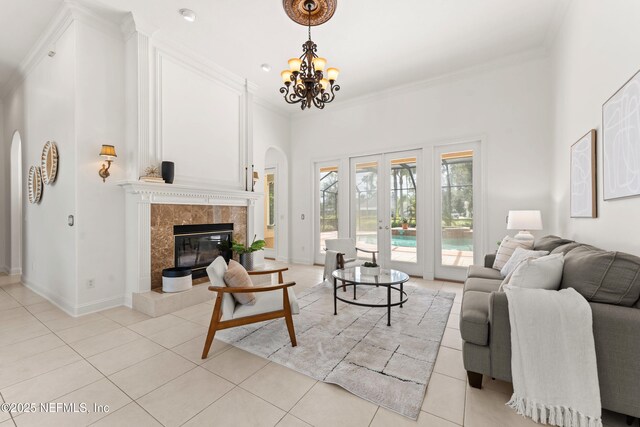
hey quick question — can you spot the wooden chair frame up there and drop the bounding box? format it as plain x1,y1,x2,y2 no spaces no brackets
201,267,297,359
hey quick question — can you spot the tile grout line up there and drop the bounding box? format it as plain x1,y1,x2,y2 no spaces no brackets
367,406,381,427
11,295,169,426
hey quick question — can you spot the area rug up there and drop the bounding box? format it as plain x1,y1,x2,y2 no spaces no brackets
215,281,455,419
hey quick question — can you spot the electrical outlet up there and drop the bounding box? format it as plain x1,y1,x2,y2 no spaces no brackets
87,279,95,289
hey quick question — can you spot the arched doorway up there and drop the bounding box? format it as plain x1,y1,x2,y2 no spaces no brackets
10,131,22,275
263,147,288,261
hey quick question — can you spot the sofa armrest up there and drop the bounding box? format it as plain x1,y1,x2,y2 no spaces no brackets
484,253,496,268
487,291,512,382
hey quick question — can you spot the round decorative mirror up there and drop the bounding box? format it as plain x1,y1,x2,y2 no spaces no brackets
28,166,43,204
41,141,58,185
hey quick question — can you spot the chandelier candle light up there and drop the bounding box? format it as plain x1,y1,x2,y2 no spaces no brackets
280,0,340,110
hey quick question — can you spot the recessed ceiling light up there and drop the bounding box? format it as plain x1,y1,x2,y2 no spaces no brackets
261,64,272,72
179,8,196,23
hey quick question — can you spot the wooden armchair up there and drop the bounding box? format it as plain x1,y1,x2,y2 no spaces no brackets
201,257,298,359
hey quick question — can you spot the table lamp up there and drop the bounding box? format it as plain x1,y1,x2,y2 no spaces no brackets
507,210,542,241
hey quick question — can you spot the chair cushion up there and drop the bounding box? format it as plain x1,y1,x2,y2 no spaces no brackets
464,277,502,294
224,260,256,305
493,236,534,270
205,257,235,320
467,265,503,280
460,291,491,346
562,246,640,307
232,287,300,319
534,235,574,252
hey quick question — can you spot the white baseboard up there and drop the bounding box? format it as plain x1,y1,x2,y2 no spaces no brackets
9,267,22,275
22,277,125,317
22,277,77,316
290,258,314,266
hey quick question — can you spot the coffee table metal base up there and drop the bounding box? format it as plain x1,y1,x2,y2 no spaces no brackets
333,278,408,326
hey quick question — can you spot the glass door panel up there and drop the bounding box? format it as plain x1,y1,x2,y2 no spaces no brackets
263,169,276,258
435,143,480,282
315,162,341,264
388,156,418,264
352,159,380,256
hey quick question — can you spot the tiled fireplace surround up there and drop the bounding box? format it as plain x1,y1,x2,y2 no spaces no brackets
150,204,247,289
119,182,259,317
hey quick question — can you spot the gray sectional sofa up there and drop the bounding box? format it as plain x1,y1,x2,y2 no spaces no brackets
460,235,640,418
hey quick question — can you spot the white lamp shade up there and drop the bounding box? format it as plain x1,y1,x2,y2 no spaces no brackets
507,210,543,230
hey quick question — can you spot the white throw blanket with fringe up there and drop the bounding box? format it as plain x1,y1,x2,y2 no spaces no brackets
504,286,602,427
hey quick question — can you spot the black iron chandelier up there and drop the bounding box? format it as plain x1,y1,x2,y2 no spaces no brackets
280,0,340,110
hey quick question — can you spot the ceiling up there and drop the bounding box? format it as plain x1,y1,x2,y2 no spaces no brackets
1,0,570,110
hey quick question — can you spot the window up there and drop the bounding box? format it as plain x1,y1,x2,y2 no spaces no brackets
319,165,339,252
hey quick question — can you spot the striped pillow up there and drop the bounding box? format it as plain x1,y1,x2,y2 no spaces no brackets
492,236,534,271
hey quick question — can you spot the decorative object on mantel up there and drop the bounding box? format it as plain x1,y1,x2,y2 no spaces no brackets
244,166,249,191
232,235,266,271
161,161,175,184
280,0,340,110
571,130,597,218
603,67,640,200
40,141,58,185
139,165,165,183
28,165,43,204
98,144,117,183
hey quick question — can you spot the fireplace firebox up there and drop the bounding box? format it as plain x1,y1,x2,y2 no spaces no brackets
174,223,233,280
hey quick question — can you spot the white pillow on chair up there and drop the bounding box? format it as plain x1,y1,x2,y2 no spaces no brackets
206,257,236,320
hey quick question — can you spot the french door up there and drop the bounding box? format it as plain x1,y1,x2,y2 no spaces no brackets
350,150,422,276
263,168,276,259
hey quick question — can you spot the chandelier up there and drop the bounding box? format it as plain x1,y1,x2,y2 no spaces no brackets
280,0,340,110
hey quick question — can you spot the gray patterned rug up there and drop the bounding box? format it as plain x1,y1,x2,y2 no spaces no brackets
216,281,455,419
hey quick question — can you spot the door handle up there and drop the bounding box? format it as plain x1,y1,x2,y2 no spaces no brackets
385,226,389,230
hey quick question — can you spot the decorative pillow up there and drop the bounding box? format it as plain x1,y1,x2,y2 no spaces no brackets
507,254,565,290
500,247,549,277
493,236,534,271
223,260,256,305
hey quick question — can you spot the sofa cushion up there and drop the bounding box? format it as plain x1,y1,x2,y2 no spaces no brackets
493,236,534,270
467,265,503,280
499,247,549,277
464,277,502,294
562,246,640,307
551,242,583,255
534,235,574,252
460,291,491,346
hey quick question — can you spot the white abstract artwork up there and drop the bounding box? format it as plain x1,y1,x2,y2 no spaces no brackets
571,131,596,218
603,69,640,200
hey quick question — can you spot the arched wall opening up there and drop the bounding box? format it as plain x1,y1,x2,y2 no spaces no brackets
10,130,23,275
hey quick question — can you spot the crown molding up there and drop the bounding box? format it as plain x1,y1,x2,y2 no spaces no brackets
290,47,550,120
120,12,158,41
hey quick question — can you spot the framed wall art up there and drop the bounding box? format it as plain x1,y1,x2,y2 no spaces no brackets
603,68,640,200
570,130,597,218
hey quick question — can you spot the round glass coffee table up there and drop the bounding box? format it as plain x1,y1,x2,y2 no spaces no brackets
332,267,409,326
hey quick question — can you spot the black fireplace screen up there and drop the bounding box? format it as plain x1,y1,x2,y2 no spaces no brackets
174,223,233,279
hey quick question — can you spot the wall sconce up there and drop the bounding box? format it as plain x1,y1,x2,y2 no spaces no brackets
252,171,259,192
98,144,117,182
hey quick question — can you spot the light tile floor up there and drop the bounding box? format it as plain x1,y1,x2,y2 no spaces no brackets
0,265,631,427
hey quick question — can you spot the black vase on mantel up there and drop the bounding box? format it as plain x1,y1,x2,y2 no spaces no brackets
161,161,175,184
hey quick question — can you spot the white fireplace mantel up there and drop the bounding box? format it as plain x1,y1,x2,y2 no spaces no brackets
118,180,261,306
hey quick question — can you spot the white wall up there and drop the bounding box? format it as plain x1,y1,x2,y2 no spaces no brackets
74,20,126,311
252,102,291,264
290,55,554,274
550,0,640,256
3,23,78,311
